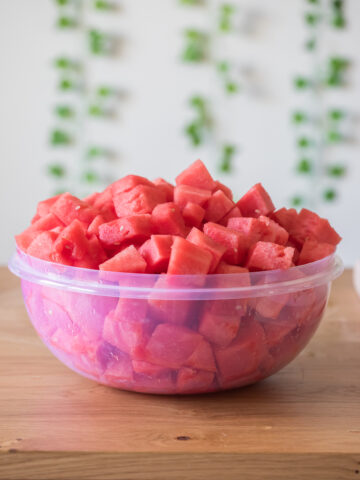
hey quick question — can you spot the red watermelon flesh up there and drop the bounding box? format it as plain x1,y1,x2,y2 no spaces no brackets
51,193,99,226
213,180,233,200
237,183,275,218
185,338,216,372
218,206,242,226
53,219,89,262
167,236,212,275
132,360,171,377
203,222,246,265
182,202,205,228
186,227,226,273
143,323,203,369
110,174,154,195
253,291,289,320
152,202,186,236
17,213,65,251
174,184,212,210
246,241,295,271
204,189,235,223
85,235,107,267
88,214,106,236
290,209,342,247
227,217,264,247
298,239,336,265
153,177,174,202
199,310,241,348
35,194,62,218
175,159,215,191
258,216,289,245
113,184,166,217
138,235,173,273
176,367,215,393
103,352,134,386
271,208,298,234
91,189,117,222
27,231,58,261
147,276,190,325
99,245,147,273
82,192,99,206
99,214,152,247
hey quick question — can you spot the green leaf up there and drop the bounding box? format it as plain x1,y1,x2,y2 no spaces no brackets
182,44,205,62
326,73,342,87
328,164,346,177
190,96,205,109
185,122,202,146
50,130,71,146
328,109,345,121
59,78,74,91
55,105,74,119
179,0,202,4
297,136,312,148
220,158,231,172
48,163,66,178
221,3,235,15
323,188,337,201
55,57,72,69
307,0,319,4
219,18,231,32
329,56,349,71
86,146,107,158
332,0,343,10
217,61,229,74
327,130,343,143
292,111,308,124
304,12,320,26
57,16,77,28
305,37,316,51
94,0,113,10
296,158,312,174
294,76,310,89
291,195,303,207
332,14,346,28
88,105,105,117
83,170,99,183
55,0,70,5
223,144,236,156
225,82,239,94
97,86,114,97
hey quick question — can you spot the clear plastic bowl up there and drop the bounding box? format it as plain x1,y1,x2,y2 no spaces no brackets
9,249,343,395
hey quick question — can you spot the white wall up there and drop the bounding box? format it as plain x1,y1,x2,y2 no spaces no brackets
0,0,359,266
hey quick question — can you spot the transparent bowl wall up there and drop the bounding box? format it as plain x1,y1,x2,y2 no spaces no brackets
9,250,343,395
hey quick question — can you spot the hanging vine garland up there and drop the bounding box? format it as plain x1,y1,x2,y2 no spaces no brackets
291,0,352,207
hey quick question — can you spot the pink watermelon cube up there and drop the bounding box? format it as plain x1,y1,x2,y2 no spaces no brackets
35,194,62,218
271,208,298,234
289,208,342,247
99,245,147,272
113,184,166,217
203,222,247,265
132,360,171,377
199,310,241,347
110,174,154,195
187,227,226,273
99,214,153,247
167,237,213,275
174,184,212,210
176,367,215,393
298,239,336,265
27,231,58,261
51,193,99,226
227,217,264,247
182,202,205,228
87,214,106,236
237,183,275,218
53,219,89,262
213,180,233,200
175,159,215,191
246,241,295,271
103,352,134,386
148,276,191,325
153,177,174,202
138,235,173,273
218,206,242,226
258,216,289,245
151,202,186,236
204,190,235,223
185,338,216,372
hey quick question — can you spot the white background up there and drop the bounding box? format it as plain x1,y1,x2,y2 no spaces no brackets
0,0,359,266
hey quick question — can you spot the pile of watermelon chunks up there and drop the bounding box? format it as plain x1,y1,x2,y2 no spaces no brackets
17,159,341,273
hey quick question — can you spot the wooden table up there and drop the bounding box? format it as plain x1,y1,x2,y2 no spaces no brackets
0,268,359,480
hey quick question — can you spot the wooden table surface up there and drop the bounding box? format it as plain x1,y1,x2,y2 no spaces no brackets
0,267,359,480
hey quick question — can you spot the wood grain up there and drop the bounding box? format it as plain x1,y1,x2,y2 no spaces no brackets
0,268,360,479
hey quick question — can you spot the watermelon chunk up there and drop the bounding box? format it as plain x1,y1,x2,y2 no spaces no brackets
215,319,267,386
199,310,241,347
132,360,170,377
152,202,186,236
176,159,215,191
35,194,62,218
103,352,134,386
53,219,89,261
85,235,108,267
258,216,289,245
246,241,294,271
213,180,233,200
27,231,58,261
167,236,213,275
99,245,147,272
87,214,106,236
237,183,275,218
99,214,152,247
271,207,298,233
143,323,203,369
174,184,212,210
185,339,216,372
16,213,64,251
290,209,342,247
176,367,215,393
148,276,191,325
153,177,174,202
218,206,242,226
204,190,235,223
51,193,99,226
187,227,226,273
182,202,205,228
298,239,336,265
227,217,264,247
91,189,117,222
138,235,173,273
113,184,166,217
253,292,289,320
203,222,247,265
110,174,154,195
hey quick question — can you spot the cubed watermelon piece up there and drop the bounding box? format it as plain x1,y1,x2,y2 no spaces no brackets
259,315,297,349
215,262,249,275
152,202,186,236
113,184,166,217
132,360,171,377
110,174,154,195
218,206,242,226
153,177,174,202
237,183,275,218
99,214,152,247
187,227,226,273
53,219,89,261
271,207,298,233
213,180,233,200
15,230,40,251
258,216,289,245
176,367,215,393
51,193,99,226
175,159,215,191
99,245,147,272
204,190,235,223
85,235,107,267
253,291,289,320
185,338,216,372
16,213,63,252
199,310,241,347
215,319,267,386
167,236,213,275
82,191,99,205
182,202,205,228
227,217,264,247
143,323,203,369
148,276,190,325
290,209,342,246
103,352,134,386
35,194,62,218
87,214,106,236
203,222,247,265
298,239,336,265
174,184,212,210
138,235,173,273
91,189,117,222
27,231,58,261
246,241,294,271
